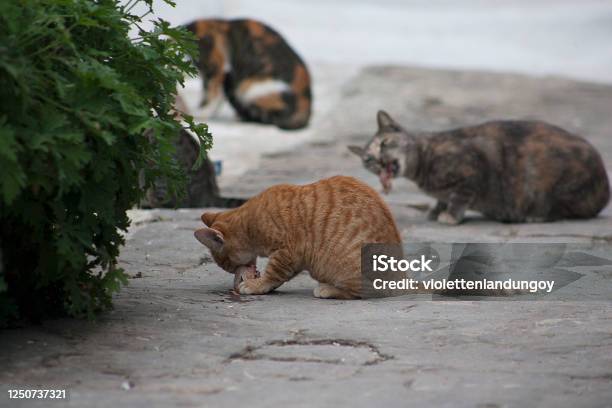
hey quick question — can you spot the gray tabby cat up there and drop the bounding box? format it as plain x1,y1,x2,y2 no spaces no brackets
349,111,609,224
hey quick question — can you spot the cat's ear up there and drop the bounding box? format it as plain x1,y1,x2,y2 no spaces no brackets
201,212,218,226
347,145,364,157
194,227,224,251
377,110,401,131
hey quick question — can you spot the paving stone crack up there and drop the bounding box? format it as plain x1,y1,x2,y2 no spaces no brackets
228,338,393,366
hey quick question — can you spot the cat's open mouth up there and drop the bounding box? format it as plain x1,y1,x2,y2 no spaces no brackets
379,160,399,194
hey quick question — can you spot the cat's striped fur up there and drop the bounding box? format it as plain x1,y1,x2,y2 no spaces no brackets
194,176,401,299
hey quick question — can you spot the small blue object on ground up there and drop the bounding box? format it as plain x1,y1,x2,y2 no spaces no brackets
213,160,222,176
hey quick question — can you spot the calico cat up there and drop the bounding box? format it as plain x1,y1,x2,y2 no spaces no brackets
194,176,401,299
185,18,312,130
142,128,246,208
349,111,610,224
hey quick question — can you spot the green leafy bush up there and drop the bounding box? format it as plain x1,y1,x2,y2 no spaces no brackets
0,0,211,326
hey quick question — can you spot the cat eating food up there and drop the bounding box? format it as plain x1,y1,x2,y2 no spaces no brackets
194,176,401,299
233,264,260,292
184,18,311,130
349,110,610,224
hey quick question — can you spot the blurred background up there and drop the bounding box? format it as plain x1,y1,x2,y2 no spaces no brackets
134,0,612,182
144,0,612,82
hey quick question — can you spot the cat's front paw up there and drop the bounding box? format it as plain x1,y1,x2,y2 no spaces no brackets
238,277,273,295
437,211,461,225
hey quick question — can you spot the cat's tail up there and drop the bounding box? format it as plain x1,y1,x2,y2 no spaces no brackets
275,101,310,130
571,167,610,218
275,65,312,130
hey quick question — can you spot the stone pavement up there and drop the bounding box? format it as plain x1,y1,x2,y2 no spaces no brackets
1,66,611,407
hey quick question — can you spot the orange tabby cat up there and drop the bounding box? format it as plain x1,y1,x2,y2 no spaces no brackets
194,176,401,299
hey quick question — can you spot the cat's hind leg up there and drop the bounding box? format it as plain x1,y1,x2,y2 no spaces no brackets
227,78,290,124
269,92,310,130
247,93,288,125
437,191,474,225
226,85,307,130
313,283,358,300
428,201,448,221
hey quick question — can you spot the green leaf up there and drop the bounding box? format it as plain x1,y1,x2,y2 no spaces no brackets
0,0,212,324
0,124,26,203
